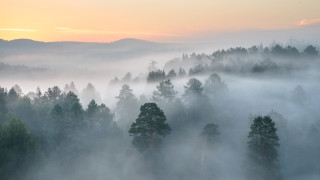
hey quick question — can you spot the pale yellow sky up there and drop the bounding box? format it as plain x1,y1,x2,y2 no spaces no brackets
1,0,319,42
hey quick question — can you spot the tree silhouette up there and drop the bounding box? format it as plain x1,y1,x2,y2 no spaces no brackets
147,70,166,83
247,116,282,180
303,45,318,57
0,118,37,179
183,78,203,101
115,84,139,128
167,69,177,79
129,103,171,152
204,73,228,95
152,79,177,103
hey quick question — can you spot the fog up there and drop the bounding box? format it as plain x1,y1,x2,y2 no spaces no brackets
0,39,319,180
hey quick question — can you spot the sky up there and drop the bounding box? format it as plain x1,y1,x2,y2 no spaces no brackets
1,0,320,43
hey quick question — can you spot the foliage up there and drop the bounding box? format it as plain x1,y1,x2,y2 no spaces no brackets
189,64,208,75
45,86,62,104
0,87,8,119
247,116,282,180
0,118,38,179
303,45,318,57
129,103,171,152
115,84,139,128
183,78,203,100
270,45,300,57
252,58,278,73
167,69,177,79
178,67,187,77
147,70,166,83
204,73,228,95
152,79,177,103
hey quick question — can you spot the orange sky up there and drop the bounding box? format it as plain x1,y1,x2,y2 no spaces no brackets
1,0,320,42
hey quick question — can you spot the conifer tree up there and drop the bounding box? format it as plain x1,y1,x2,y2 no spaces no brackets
247,116,282,180
152,79,177,103
129,103,171,152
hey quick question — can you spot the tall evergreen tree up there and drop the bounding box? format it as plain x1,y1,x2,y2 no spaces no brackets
0,118,38,179
115,84,135,102
182,78,214,126
45,86,62,104
247,115,282,180
303,45,318,57
182,78,204,104
152,79,177,103
204,73,228,96
0,87,8,119
183,78,203,97
62,91,80,111
129,103,171,152
115,84,139,128
167,69,177,79
86,99,98,117
178,67,186,77
7,88,19,109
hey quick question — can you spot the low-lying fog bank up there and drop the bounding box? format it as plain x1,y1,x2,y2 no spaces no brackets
0,42,319,180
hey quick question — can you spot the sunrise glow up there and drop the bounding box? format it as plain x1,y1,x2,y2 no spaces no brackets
1,0,320,42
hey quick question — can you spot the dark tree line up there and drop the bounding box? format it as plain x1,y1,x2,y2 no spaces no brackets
113,44,319,85
0,76,282,179
0,85,119,179
160,44,320,79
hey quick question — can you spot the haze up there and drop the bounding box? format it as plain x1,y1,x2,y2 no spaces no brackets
0,1,320,180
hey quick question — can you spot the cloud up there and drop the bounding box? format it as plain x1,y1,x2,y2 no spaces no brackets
0,29,38,32
56,27,71,31
298,18,320,26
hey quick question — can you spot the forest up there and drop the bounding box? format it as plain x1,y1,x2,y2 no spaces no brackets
0,43,319,180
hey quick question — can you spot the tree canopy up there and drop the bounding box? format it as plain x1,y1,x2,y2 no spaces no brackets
152,79,177,103
129,103,171,152
247,116,282,180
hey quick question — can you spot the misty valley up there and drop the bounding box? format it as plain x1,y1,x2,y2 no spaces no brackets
0,41,320,180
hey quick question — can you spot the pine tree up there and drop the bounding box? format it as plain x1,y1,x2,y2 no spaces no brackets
152,79,177,103
62,91,80,111
0,87,8,119
204,73,228,96
247,115,282,180
167,69,177,79
115,84,135,102
45,86,62,104
178,67,186,77
182,78,203,102
86,99,98,117
0,118,37,179
115,84,139,128
129,103,171,152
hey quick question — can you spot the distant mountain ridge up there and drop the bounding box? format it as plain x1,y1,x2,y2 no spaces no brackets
0,38,190,69
0,37,186,54
0,38,169,46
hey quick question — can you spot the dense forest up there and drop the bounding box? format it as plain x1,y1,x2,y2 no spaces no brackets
110,44,319,84
0,43,319,180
